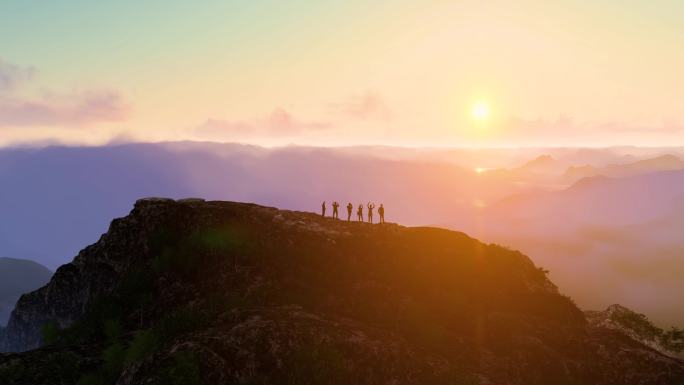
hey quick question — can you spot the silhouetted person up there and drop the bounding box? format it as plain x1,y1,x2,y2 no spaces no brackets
321,201,326,217
367,202,375,223
357,204,363,222
378,203,385,224
332,201,340,219
346,203,353,221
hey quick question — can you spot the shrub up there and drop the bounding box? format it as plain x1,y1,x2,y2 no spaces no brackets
103,319,122,342
59,297,125,346
40,322,60,345
156,307,204,343
612,310,661,340
102,342,126,378
660,327,684,353
124,330,159,366
160,351,202,385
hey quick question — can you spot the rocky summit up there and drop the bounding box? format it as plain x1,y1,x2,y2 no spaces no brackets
1,198,683,384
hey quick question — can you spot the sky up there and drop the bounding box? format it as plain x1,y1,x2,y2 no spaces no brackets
1,0,683,147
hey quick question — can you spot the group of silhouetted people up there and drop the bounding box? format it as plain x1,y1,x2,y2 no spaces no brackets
321,201,385,224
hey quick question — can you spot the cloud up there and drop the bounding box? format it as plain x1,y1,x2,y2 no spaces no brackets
196,108,331,140
594,120,684,135
0,58,128,128
0,91,128,127
195,93,394,144
499,115,684,142
503,115,576,137
329,92,392,121
0,59,35,92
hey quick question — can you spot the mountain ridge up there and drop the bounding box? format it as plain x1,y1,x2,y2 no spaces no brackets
1,198,683,384
586,304,684,360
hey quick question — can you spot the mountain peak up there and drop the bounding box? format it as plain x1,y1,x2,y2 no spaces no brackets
513,154,566,175
636,154,684,167
649,153,681,161
533,154,555,162
1,199,683,384
522,154,556,168
566,175,612,191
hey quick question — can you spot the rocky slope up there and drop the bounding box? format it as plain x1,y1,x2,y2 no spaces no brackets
586,304,684,360
1,198,683,384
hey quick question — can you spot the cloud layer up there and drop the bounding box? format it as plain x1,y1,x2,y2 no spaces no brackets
496,116,684,144
329,92,392,121
0,91,127,127
196,108,330,140
0,59,34,92
0,58,128,128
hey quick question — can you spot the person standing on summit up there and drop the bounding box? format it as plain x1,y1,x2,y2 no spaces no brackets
346,202,353,221
321,201,326,217
378,203,385,224
332,201,340,219
367,202,376,223
357,204,364,222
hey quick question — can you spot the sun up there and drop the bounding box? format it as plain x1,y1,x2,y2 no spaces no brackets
471,102,490,121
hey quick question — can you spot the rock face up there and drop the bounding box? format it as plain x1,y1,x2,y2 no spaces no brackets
1,198,181,352
586,304,684,360
0,258,52,327
1,198,684,384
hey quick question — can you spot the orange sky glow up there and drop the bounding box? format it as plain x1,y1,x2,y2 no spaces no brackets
1,0,683,147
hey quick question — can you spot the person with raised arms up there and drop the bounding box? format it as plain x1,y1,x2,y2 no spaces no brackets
367,202,375,223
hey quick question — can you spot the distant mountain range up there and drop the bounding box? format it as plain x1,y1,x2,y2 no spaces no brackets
453,169,684,326
0,258,52,326
485,169,684,229
563,154,684,181
482,153,684,185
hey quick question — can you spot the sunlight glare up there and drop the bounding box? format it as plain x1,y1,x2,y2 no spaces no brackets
471,102,490,121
